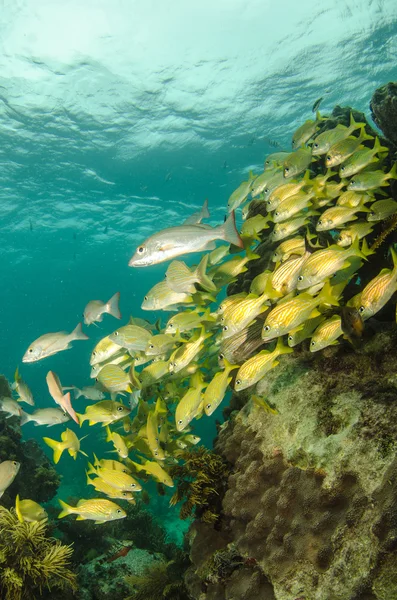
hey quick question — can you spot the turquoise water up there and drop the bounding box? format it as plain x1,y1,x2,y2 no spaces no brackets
1,0,397,547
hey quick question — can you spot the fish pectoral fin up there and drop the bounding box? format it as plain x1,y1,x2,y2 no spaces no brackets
76,516,86,520
159,242,176,251
309,308,321,318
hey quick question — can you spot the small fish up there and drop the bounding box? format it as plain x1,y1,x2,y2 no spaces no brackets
264,152,290,170
15,495,47,522
336,222,374,247
203,358,237,416
165,254,216,293
271,252,310,295
0,460,20,498
0,397,22,418
108,324,151,353
183,198,210,224
12,367,34,405
165,308,214,334
140,360,169,388
296,240,366,290
283,147,312,179
46,371,79,424
96,364,133,396
267,173,311,211
252,395,279,414
340,306,364,341
58,498,126,524
287,315,325,347
312,114,364,156
271,236,306,263
175,372,206,431
339,137,389,178
250,170,277,197
292,113,322,149
312,97,323,113
347,163,397,191
316,203,369,231
86,474,135,500
146,410,165,460
141,280,193,311
71,386,106,401
273,193,313,223
271,215,311,242
83,292,121,326
324,129,372,168
90,336,126,366
43,428,88,463
20,407,70,427
336,191,373,208
262,283,339,341
129,211,243,266
228,175,255,212
235,338,292,391
93,454,131,473
89,465,141,492
128,459,174,487
169,327,210,373
309,315,343,352
347,246,397,320
249,272,273,296
367,199,397,222
240,214,271,238
23,323,88,363
90,354,133,378
219,319,266,364
221,287,276,340
77,400,130,426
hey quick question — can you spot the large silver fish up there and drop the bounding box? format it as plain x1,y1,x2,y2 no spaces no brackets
128,211,243,267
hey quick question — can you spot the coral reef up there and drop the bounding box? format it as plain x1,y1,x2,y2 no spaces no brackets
169,447,230,524
0,374,60,507
125,554,190,600
370,81,397,148
184,329,397,599
0,505,76,600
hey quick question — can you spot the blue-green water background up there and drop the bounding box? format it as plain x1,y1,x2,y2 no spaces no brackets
1,0,397,543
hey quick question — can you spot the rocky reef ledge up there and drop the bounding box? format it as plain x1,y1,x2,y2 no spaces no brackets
185,329,397,600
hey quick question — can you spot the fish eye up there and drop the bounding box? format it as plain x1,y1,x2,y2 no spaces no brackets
264,187,270,194
318,220,323,225
137,246,144,254
313,143,319,149
93,351,97,356
117,509,123,514
28,348,33,353
12,461,18,466
219,353,224,360
149,344,154,349
131,483,136,488
351,180,355,185
223,326,228,332
297,275,304,281
117,406,124,412
359,306,365,313
178,419,183,425
341,166,346,172
288,335,293,341
311,340,316,346
206,403,211,410
144,296,148,301
236,379,242,386
326,155,331,161
275,211,280,216
263,325,271,332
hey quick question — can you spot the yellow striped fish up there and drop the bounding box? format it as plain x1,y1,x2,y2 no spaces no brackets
262,283,339,341
175,372,206,431
287,315,325,347
96,364,133,395
203,358,238,416
146,409,165,461
141,280,193,311
324,128,372,167
273,193,313,222
165,254,216,293
336,191,373,208
89,465,142,492
77,400,130,426
221,283,279,339
310,315,343,352
140,360,169,388
271,215,311,242
336,222,374,247
316,204,369,231
367,198,397,222
347,246,397,320
108,324,151,352
267,176,310,211
271,252,310,295
58,498,126,523
169,327,210,373
90,336,124,366
86,474,135,501
296,240,366,290
271,236,306,263
235,338,292,391
283,147,312,179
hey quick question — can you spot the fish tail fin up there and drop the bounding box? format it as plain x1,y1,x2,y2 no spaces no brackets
15,494,24,523
389,162,397,180
373,136,389,155
74,388,82,400
349,112,364,132
360,238,375,259
75,412,85,427
221,211,244,248
70,322,89,341
201,198,210,220
106,292,121,320
390,245,397,274
58,499,73,519
19,410,31,426
195,254,217,292
85,470,92,486
43,436,65,464
275,336,294,357
93,453,100,467
357,125,373,142
86,461,97,476
105,425,112,443
318,280,341,307
14,366,20,383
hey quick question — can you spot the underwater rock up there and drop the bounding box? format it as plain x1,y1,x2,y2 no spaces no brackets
185,330,397,600
370,81,397,148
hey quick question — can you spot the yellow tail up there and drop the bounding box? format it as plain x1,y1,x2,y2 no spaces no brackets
58,499,73,519
43,437,67,464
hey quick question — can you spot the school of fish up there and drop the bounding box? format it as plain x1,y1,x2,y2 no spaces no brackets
1,110,397,523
